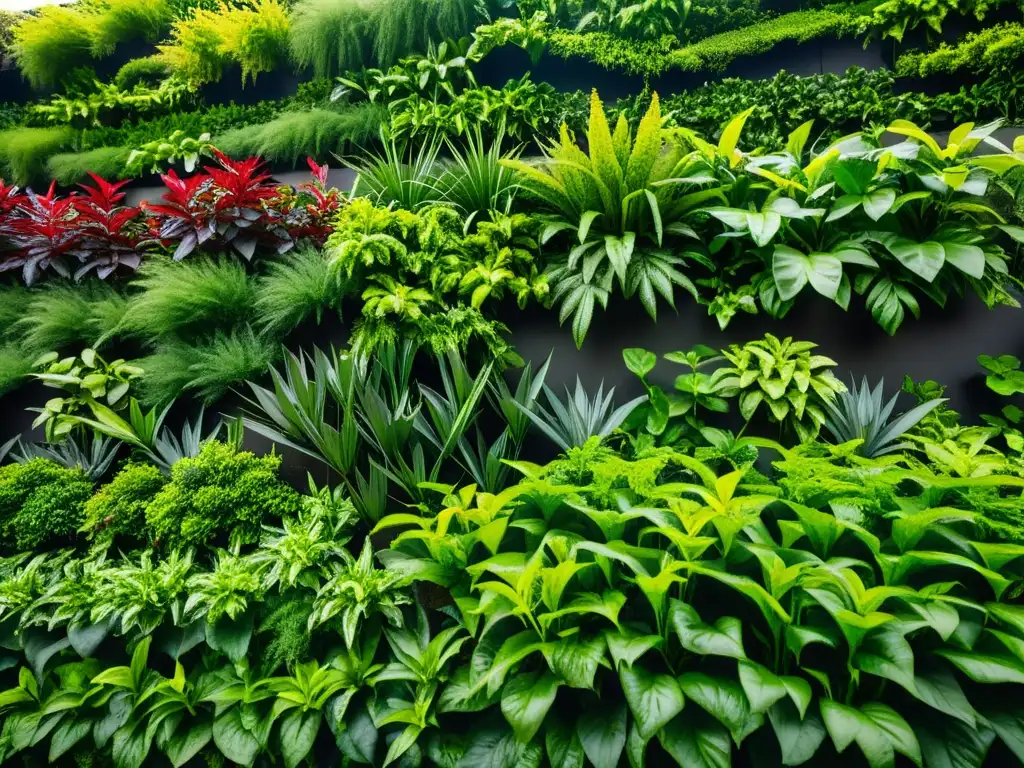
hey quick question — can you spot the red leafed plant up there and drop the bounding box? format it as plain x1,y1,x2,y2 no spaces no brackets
70,174,149,279
0,176,147,284
0,182,81,284
276,158,346,245
144,151,289,261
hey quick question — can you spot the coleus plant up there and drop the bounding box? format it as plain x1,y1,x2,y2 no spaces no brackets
0,176,149,283
144,151,286,261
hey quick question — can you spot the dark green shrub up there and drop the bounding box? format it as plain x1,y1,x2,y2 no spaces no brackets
145,440,300,547
14,473,93,551
82,462,167,542
0,459,91,552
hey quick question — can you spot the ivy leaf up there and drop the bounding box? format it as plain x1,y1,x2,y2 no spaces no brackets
669,600,745,659
768,699,827,766
915,713,995,768
279,710,320,768
879,236,945,282
164,720,213,768
545,715,585,768
772,245,842,301
679,672,762,746
213,708,260,767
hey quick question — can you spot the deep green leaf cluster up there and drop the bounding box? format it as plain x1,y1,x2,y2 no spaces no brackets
144,440,300,547
0,458,92,552
81,461,167,542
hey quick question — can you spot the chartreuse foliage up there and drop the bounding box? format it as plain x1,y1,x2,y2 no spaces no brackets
897,22,1024,77
322,199,548,356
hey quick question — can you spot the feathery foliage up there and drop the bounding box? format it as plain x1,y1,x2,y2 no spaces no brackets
88,0,173,57
9,6,94,90
287,0,478,77
215,105,384,166
125,258,255,343
46,146,132,186
0,127,71,186
256,246,339,337
0,344,33,397
16,282,128,354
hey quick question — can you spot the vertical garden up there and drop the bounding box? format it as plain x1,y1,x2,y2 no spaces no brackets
5,0,1024,765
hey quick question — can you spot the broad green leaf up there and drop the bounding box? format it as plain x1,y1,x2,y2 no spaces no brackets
669,600,745,659
679,672,762,746
619,664,685,741
768,699,826,766
657,713,731,768
576,700,627,768
500,671,559,743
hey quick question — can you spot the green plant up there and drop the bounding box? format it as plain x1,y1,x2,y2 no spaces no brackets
145,439,300,547
0,344,33,398
504,90,704,346
720,334,844,441
158,0,290,86
288,0,479,78
215,104,384,166
823,377,947,457
621,67,927,152
861,0,1003,43
178,326,279,404
897,22,1024,77
578,0,690,40
46,146,132,186
30,348,144,441
980,354,1024,397
668,3,867,72
0,127,71,186
0,11,22,68
13,470,93,551
0,458,91,552
440,127,521,219
124,130,213,177
81,461,167,542
515,378,647,451
622,344,742,445
12,433,120,481
255,246,339,337
88,0,173,57
113,55,171,90
15,282,128,355
347,137,445,211
9,5,94,90
125,258,255,344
